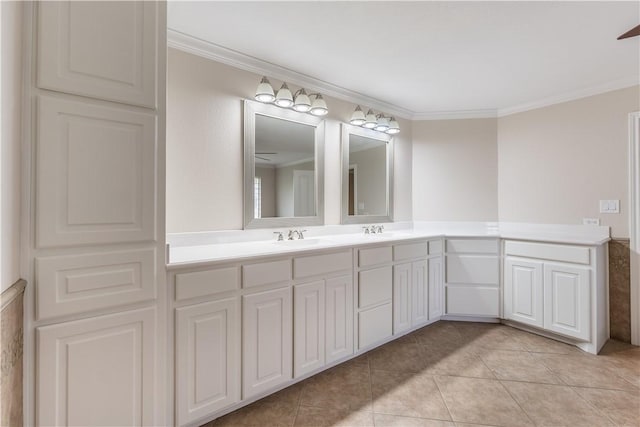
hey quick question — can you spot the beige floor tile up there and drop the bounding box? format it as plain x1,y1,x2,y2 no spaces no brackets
413,322,467,351
371,370,451,421
261,382,304,406
300,361,372,410
422,347,495,379
210,401,298,427
478,349,563,384
502,381,614,426
533,353,639,391
573,386,640,426
374,414,455,427
369,336,428,373
295,405,374,427
515,330,582,354
434,376,532,426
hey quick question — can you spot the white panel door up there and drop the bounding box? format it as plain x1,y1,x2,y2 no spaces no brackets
37,307,156,427
325,275,353,364
393,263,412,334
411,260,428,327
38,1,157,107
428,256,444,320
37,95,156,248
242,287,292,398
504,257,544,328
293,170,315,216
175,298,240,426
544,263,591,341
294,281,325,378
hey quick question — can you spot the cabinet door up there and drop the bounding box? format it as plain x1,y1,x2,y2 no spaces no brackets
37,307,156,426
38,1,158,107
393,263,412,334
242,287,292,398
504,258,544,328
544,263,591,341
325,275,354,364
294,281,325,378
411,260,428,326
175,298,240,426
428,256,443,320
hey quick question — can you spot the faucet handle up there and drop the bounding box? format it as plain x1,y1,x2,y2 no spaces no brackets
379,225,384,233
299,230,307,239
362,226,370,234
273,231,284,241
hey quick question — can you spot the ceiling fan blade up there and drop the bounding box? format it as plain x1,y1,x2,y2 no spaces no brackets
618,24,640,40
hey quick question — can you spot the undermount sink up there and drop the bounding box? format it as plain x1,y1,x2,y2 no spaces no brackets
273,238,327,247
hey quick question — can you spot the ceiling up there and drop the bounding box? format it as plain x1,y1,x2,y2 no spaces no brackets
168,1,640,118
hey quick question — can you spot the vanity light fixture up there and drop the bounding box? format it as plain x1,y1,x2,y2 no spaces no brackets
309,94,328,116
349,105,366,126
274,83,294,108
254,76,329,116
255,76,275,103
387,117,400,134
363,109,377,129
349,106,400,134
374,114,390,132
292,89,311,112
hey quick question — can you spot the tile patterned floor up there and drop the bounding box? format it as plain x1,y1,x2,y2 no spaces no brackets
205,321,640,427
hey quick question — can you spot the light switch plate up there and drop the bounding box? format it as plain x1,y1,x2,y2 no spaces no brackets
583,218,600,225
599,200,620,214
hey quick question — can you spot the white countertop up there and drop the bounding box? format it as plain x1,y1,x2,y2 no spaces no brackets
167,221,610,269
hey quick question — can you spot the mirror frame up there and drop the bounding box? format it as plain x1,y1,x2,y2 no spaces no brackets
341,123,394,224
244,100,325,229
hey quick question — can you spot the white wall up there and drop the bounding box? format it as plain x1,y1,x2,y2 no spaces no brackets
498,86,640,238
1,1,23,292
412,119,499,221
167,48,412,232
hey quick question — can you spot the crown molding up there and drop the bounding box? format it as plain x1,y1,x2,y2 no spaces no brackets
168,29,639,122
167,29,414,120
411,109,497,121
497,75,640,117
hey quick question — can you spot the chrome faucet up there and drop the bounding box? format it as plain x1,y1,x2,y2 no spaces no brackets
373,225,384,234
287,229,307,240
273,231,284,241
362,225,371,234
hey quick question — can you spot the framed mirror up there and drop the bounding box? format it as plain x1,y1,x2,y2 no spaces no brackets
244,100,325,229
341,124,393,224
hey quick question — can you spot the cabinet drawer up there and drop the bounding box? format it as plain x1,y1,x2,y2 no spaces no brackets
428,240,443,255
358,267,392,308
242,259,291,288
504,241,590,265
358,303,393,349
358,246,392,267
446,239,498,254
175,267,239,301
446,255,499,285
393,242,427,261
446,286,499,316
294,250,352,279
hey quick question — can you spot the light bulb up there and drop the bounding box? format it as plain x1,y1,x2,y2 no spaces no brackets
374,116,390,132
309,94,328,116
254,76,275,103
350,106,366,126
274,83,293,108
363,109,377,128
386,117,400,134
293,89,311,112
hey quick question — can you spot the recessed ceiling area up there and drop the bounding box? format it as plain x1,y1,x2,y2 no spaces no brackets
168,1,640,117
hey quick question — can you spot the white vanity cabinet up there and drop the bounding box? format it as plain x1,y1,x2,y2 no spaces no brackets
173,266,241,426
243,286,293,398
503,240,607,353
356,246,394,349
293,251,353,377
392,241,431,334
445,238,500,317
